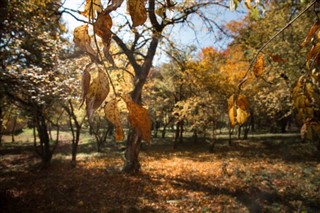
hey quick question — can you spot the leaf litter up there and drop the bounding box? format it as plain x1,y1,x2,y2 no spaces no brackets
0,137,320,212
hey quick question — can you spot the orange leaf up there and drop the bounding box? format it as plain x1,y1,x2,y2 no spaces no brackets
123,95,152,143
253,55,264,77
236,94,249,110
104,99,124,141
127,0,147,27
270,54,288,63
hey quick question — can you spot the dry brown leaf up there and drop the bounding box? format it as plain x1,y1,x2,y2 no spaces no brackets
236,94,249,110
270,54,288,63
127,0,147,27
81,0,102,18
104,99,124,141
306,43,320,61
93,13,114,64
73,25,97,60
94,13,112,43
253,55,264,77
80,63,92,108
123,95,152,143
86,69,110,120
300,21,320,48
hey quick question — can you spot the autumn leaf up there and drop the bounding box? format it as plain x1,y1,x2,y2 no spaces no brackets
228,94,250,127
123,94,152,143
104,99,124,141
227,95,236,128
93,13,114,65
245,0,251,10
94,13,112,43
86,69,110,120
300,21,320,48
127,0,147,27
73,25,97,61
307,42,320,61
236,108,249,125
81,0,102,18
268,54,288,63
236,94,249,110
253,55,264,77
80,63,93,108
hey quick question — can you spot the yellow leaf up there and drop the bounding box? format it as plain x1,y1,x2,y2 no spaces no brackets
86,69,110,120
236,108,249,125
228,106,236,128
253,55,264,77
227,95,235,111
81,0,102,18
104,99,124,141
80,63,92,108
73,25,97,60
127,0,147,27
245,0,251,10
123,95,152,143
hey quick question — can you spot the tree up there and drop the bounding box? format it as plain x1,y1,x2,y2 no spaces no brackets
62,0,238,173
0,0,67,167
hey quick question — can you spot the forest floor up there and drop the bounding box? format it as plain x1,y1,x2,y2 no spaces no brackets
0,131,320,213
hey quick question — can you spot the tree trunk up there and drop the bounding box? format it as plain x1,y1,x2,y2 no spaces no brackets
228,124,233,146
71,126,80,167
0,106,3,146
238,125,241,139
11,115,17,142
209,120,216,153
36,113,52,167
173,122,180,149
122,130,141,173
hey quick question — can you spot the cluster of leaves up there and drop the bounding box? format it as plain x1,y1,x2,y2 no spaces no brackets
75,0,152,142
292,19,320,142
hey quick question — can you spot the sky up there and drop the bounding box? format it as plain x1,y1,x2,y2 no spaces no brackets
60,0,246,63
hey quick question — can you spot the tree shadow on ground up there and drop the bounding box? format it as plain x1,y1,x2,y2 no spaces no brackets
146,136,320,164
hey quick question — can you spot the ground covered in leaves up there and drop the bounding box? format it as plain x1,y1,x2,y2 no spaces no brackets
1,133,320,212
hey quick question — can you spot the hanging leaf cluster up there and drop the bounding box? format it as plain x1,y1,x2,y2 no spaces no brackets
292,76,320,142
228,94,250,128
295,20,320,144
75,0,153,142
301,20,320,70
